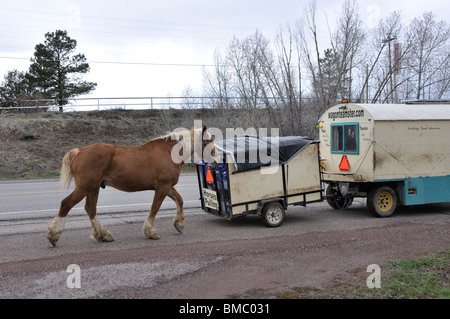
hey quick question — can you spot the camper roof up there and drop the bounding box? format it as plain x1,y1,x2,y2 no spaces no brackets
348,103,450,121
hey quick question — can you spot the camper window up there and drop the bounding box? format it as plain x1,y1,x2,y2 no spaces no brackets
331,123,359,154
332,125,344,152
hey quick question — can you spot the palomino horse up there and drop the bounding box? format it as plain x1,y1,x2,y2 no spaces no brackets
47,125,215,247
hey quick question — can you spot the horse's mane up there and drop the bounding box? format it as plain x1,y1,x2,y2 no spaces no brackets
152,127,203,151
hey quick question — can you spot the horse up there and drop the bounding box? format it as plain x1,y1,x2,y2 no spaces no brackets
47,125,216,247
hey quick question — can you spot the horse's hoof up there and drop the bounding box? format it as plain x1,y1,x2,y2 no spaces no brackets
48,237,58,247
101,232,114,242
47,230,61,247
144,232,160,240
91,229,114,243
143,225,160,240
148,228,160,239
174,222,184,234
47,217,65,247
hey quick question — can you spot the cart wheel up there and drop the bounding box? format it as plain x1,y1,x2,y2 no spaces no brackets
262,202,285,227
367,186,397,217
326,184,353,209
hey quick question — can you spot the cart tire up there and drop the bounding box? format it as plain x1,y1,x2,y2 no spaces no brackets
262,202,285,227
367,186,397,217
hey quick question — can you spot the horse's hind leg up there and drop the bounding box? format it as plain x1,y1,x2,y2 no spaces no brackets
167,187,184,233
85,187,114,243
47,188,86,247
143,188,168,240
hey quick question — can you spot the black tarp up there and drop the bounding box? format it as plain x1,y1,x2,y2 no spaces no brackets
215,136,317,172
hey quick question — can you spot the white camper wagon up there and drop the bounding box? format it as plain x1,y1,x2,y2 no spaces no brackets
318,102,450,217
196,136,323,226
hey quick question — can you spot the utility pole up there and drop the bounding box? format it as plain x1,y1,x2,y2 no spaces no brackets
382,36,397,103
366,64,369,103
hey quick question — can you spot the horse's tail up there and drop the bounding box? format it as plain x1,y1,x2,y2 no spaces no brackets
60,148,80,189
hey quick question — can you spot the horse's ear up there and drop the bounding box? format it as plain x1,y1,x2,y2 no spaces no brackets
202,125,207,133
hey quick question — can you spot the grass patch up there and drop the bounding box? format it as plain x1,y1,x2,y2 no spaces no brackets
384,250,449,298
28,171,60,179
2,171,60,180
253,249,450,299
327,249,450,299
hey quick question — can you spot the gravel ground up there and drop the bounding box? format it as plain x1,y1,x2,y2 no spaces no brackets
0,199,448,299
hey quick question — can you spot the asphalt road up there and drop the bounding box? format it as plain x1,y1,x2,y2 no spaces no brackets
0,176,449,301
0,174,201,235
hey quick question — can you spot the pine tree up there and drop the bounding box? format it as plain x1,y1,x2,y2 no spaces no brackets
27,30,96,112
0,70,32,108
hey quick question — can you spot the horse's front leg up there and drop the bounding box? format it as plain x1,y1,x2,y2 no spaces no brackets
143,188,167,240
168,187,184,233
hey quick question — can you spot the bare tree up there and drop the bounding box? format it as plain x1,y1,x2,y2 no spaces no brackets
225,30,273,110
201,1,450,139
295,0,365,117
255,24,305,135
202,49,232,109
405,12,450,100
295,0,324,109
365,11,413,103
329,0,365,101
357,11,402,102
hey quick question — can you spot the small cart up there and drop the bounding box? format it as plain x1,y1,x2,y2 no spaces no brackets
196,136,323,227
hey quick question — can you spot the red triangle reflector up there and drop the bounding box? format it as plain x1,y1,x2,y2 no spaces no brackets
339,155,350,171
206,166,214,184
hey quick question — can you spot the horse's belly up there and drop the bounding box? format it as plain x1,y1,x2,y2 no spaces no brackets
104,179,155,192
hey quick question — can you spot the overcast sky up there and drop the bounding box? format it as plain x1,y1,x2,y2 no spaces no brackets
0,0,449,100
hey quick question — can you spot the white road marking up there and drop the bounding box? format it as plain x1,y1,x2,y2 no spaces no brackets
0,200,199,216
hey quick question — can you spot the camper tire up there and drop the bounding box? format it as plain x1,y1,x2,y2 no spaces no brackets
326,184,353,209
368,186,397,217
262,202,285,227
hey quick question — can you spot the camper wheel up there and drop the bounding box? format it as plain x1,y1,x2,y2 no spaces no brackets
368,186,398,217
262,202,285,227
326,184,353,209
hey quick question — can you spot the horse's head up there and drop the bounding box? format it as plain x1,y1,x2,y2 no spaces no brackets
200,125,217,162
169,125,218,164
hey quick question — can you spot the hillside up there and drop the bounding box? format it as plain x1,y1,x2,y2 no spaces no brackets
0,109,196,179
0,108,275,179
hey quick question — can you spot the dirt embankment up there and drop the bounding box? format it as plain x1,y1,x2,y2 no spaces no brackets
0,109,211,179
0,107,286,179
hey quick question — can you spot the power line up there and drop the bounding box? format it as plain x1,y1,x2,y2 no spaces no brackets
89,60,215,67
0,5,248,31
0,56,214,68
0,5,257,41
0,56,29,61
0,4,283,55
